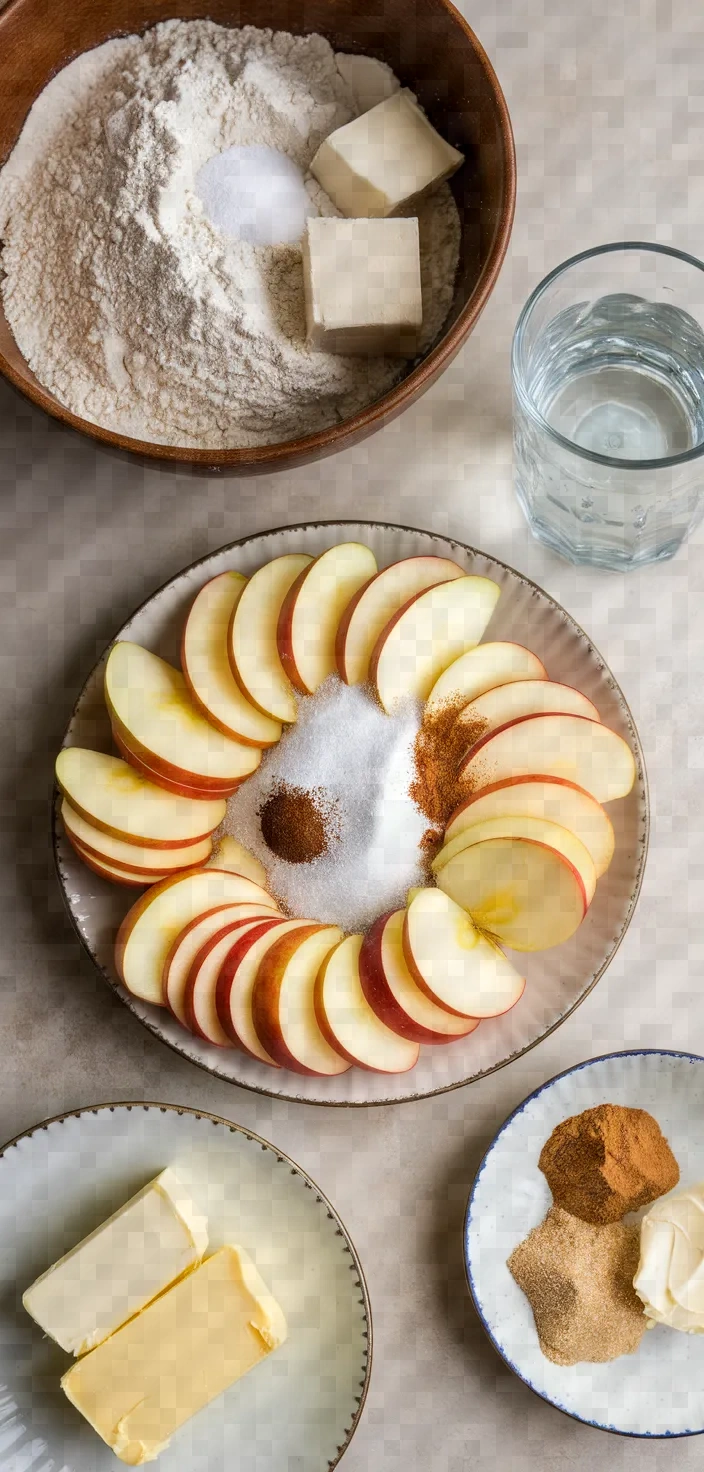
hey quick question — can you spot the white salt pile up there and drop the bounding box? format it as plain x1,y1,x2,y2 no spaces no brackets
196,146,311,246
223,677,428,932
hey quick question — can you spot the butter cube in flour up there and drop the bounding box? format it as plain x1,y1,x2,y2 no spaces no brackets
23,1168,208,1357
310,89,464,218
303,216,423,356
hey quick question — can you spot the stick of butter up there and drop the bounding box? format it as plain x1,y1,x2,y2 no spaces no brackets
23,1168,208,1356
310,89,464,218
303,216,423,356
61,1245,287,1466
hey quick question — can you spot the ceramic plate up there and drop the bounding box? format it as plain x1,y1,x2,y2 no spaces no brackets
0,1101,370,1470
54,520,648,1105
465,1049,704,1438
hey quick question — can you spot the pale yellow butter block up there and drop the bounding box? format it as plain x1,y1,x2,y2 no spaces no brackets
310,89,464,218
23,1169,208,1357
303,216,423,356
61,1245,287,1466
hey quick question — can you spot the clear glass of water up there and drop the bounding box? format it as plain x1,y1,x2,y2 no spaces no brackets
512,242,704,569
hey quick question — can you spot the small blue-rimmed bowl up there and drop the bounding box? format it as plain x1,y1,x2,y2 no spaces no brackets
464,1050,704,1438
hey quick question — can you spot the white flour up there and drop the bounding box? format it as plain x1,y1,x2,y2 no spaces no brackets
0,21,461,448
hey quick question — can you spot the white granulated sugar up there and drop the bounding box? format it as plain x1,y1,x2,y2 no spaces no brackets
223,677,429,932
0,21,461,449
196,146,311,244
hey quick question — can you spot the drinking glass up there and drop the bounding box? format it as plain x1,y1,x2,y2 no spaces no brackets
512,243,704,569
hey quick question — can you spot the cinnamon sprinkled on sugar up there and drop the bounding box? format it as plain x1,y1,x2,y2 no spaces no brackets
410,699,486,830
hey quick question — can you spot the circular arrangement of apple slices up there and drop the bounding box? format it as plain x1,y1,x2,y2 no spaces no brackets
55,540,638,1080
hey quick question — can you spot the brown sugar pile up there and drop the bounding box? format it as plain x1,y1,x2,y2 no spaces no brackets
409,698,486,830
539,1104,680,1225
508,1206,647,1365
259,783,340,865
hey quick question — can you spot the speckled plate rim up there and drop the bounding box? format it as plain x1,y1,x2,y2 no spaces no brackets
463,1048,704,1440
0,1097,372,1469
52,519,650,1107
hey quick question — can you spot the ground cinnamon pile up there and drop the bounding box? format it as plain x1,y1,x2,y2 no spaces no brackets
508,1206,647,1365
539,1104,680,1224
259,783,340,865
409,698,486,830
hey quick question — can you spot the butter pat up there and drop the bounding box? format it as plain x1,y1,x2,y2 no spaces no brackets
634,1183,704,1332
61,1245,287,1466
23,1169,208,1356
310,89,464,218
303,216,423,356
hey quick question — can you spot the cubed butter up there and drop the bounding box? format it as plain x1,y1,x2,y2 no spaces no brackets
303,216,423,356
23,1169,208,1357
310,89,464,218
61,1245,287,1466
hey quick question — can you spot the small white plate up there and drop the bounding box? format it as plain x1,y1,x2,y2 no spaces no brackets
465,1049,704,1438
0,1102,370,1470
54,520,648,1105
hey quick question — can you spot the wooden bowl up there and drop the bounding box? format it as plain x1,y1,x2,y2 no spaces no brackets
0,0,516,473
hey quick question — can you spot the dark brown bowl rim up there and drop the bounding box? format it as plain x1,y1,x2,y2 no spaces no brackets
0,0,516,468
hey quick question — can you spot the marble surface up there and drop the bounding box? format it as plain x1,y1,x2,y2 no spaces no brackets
1,0,703,1464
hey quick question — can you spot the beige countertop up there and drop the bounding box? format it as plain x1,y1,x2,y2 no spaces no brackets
1,0,703,1465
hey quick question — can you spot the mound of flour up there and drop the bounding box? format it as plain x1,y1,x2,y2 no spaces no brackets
0,21,461,448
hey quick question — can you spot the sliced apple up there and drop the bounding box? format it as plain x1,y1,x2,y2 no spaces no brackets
314,933,420,1073
335,555,463,686
228,553,312,724
206,834,268,888
435,835,588,952
277,542,378,695
433,814,597,905
359,910,481,1043
182,572,282,748
403,889,526,1016
55,748,226,848
216,917,307,1065
251,924,351,1076
112,728,238,801
61,801,212,874
106,642,261,796
459,713,636,804
445,777,615,878
426,643,546,713
370,576,501,713
184,917,277,1048
115,868,278,1005
163,902,279,1026
461,679,599,733
67,836,168,887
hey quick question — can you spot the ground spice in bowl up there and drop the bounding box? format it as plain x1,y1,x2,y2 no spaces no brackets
409,699,485,829
258,783,340,865
539,1104,680,1225
508,1205,647,1366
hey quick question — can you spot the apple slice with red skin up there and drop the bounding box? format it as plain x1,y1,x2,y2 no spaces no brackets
314,933,420,1073
277,542,378,695
359,910,481,1044
251,924,351,1075
335,555,463,686
67,835,169,887
435,834,588,953
182,572,282,748
370,575,501,713
445,776,614,878
184,916,280,1047
206,834,269,888
113,728,239,800
61,801,213,874
425,642,547,713
461,679,599,733
106,642,261,795
229,553,312,724
216,917,307,1065
163,902,279,1025
434,814,597,906
403,889,527,1015
115,868,278,1004
459,712,636,804
55,748,225,848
